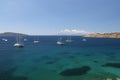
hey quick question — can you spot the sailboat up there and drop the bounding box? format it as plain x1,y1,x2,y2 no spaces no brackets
56,37,64,45
14,33,24,47
82,38,87,41
33,36,39,43
2,34,8,42
24,38,27,41
2,38,8,42
66,36,72,42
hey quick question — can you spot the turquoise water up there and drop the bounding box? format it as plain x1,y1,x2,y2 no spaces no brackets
0,36,120,80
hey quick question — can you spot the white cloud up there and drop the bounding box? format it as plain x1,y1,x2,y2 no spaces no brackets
60,29,90,35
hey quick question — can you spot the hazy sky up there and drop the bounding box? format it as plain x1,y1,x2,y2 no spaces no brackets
0,0,120,35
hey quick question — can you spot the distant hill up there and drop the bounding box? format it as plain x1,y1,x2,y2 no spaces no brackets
0,32,29,36
85,32,120,38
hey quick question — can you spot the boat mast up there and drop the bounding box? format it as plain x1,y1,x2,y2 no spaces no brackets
16,33,19,43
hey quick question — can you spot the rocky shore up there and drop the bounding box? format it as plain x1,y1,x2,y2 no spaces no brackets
85,33,120,38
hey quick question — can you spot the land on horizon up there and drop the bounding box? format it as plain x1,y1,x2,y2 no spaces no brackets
0,32,120,38
0,32,28,36
85,32,120,38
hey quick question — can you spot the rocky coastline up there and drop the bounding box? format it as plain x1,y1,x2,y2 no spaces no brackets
85,33,120,38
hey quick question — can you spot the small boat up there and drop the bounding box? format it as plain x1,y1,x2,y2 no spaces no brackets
24,38,27,41
4,39,8,42
33,40,39,43
57,37,64,45
66,39,72,43
66,36,72,42
82,38,87,41
14,43,24,47
2,38,8,42
56,41,64,45
33,36,39,43
14,33,24,47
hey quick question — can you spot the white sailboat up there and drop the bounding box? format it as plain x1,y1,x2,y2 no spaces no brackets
2,34,8,42
66,36,72,42
2,38,8,42
56,37,64,45
14,33,24,47
33,36,39,43
24,38,27,41
82,38,87,41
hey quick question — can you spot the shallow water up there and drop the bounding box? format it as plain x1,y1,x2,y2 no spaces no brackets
0,36,120,80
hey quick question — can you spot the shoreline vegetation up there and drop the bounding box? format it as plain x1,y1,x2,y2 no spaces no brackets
85,32,120,38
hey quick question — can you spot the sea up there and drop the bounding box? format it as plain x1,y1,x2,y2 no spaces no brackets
0,36,120,80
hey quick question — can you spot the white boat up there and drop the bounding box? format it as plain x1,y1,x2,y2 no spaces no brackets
33,40,39,43
14,33,24,47
56,37,64,45
33,36,39,43
56,41,64,45
66,39,72,42
24,38,27,41
14,43,24,47
66,36,72,42
4,39,8,42
2,38,8,41
82,38,87,41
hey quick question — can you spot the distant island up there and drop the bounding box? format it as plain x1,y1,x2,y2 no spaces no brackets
85,32,120,38
0,32,29,36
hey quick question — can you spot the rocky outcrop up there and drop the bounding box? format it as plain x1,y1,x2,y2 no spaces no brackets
85,33,120,38
102,63,120,68
59,66,91,76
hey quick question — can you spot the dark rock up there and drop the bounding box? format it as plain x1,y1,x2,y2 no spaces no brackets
0,67,28,80
93,60,98,63
59,66,91,76
102,63,120,68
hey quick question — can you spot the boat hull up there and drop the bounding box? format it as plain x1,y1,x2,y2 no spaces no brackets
33,41,39,43
57,41,64,45
14,43,24,47
66,40,72,42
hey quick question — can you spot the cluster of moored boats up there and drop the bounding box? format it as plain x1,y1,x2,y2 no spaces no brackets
1,35,87,48
13,34,40,47
56,36,72,45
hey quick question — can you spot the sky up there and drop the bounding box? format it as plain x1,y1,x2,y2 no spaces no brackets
0,0,120,35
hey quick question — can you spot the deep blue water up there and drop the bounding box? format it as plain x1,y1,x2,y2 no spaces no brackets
0,36,120,80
